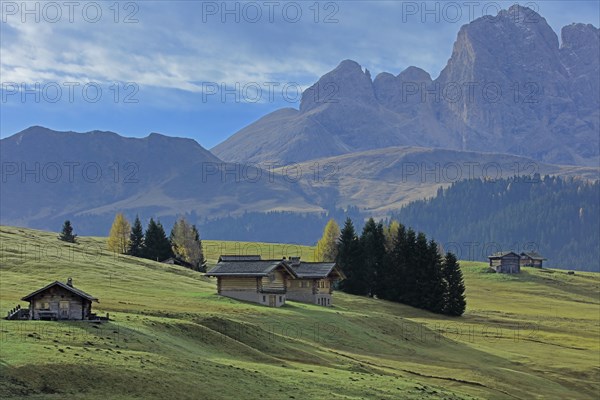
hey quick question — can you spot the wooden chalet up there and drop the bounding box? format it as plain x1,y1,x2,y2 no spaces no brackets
206,255,345,307
286,257,346,307
520,252,546,268
206,255,297,307
488,252,521,274
20,278,98,320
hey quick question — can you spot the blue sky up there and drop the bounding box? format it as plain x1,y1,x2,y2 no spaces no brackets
1,0,598,149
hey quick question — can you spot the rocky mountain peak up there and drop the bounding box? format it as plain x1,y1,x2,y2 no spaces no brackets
300,59,376,113
214,6,599,167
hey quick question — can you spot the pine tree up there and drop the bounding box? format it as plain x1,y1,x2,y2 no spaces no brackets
443,252,466,316
128,215,144,257
315,219,341,262
382,222,407,301
360,218,386,297
192,224,207,272
107,213,131,254
337,218,365,295
398,228,420,307
423,240,447,313
58,220,77,243
143,218,173,262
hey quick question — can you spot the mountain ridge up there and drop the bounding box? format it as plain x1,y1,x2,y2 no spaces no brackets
212,5,599,167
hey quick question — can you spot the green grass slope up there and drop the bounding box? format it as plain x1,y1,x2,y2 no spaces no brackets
0,226,598,399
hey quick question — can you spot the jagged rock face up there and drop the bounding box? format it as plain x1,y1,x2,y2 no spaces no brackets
560,24,600,116
300,59,377,113
435,5,590,164
212,5,599,167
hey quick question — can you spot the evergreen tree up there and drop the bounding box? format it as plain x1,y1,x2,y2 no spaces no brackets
337,218,365,295
381,222,407,301
58,220,77,243
411,232,431,308
360,218,386,297
144,218,173,261
398,228,418,305
192,224,207,272
128,215,145,257
107,213,131,254
443,252,466,316
315,219,341,262
423,240,446,313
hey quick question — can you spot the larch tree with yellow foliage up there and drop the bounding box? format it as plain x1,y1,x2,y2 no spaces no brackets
384,220,400,252
107,213,131,254
315,219,340,262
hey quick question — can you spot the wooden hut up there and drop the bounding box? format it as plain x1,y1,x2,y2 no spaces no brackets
286,257,346,307
520,252,546,268
488,252,521,273
21,278,98,320
206,256,298,307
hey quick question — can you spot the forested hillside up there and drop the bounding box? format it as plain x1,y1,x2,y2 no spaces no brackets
198,207,364,244
393,175,599,271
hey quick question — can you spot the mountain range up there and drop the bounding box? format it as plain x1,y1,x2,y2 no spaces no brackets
213,5,599,167
1,5,598,240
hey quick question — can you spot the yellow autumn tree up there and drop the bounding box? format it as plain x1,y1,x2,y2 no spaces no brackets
107,213,131,254
170,216,204,269
384,220,400,252
315,219,341,262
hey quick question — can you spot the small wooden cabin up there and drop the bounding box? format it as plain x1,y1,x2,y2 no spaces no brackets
520,252,546,268
162,257,194,269
488,252,521,274
21,278,98,320
206,255,297,307
286,257,346,307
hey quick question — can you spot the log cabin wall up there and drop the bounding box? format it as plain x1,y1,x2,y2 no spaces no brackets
29,286,86,320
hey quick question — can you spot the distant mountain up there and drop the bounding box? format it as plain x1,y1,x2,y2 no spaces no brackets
0,127,322,234
277,146,600,216
2,126,596,236
212,5,599,167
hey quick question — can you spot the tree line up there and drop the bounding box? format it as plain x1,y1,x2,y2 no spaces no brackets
316,218,466,316
392,175,600,271
59,215,206,271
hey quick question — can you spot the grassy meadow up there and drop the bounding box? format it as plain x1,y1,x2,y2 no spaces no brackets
0,226,598,399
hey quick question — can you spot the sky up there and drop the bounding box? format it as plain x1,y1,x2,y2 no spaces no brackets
1,0,599,149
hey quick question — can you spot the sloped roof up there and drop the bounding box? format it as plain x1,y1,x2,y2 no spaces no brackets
207,259,298,277
488,251,520,259
292,262,346,279
21,281,98,302
218,255,262,262
520,252,546,260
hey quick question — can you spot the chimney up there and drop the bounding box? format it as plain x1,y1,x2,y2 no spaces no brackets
67,277,73,287
290,257,301,266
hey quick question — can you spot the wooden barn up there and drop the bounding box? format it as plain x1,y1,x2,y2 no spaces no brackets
488,252,521,273
206,255,297,307
286,257,346,307
20,278,98,320
520,252,546,268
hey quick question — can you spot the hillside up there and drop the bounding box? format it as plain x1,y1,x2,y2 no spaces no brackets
273,147,600,215
212,6,599,167
1,226,599,399
392,175,600,271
